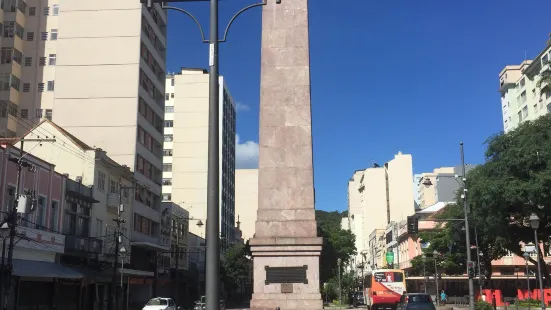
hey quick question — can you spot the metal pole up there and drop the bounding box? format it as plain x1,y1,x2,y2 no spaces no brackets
338,263,342,305
423,258,427,294
474,226,483,298
109,181,123,310
527,259,532,310
175,246,180,306
460,142,475,310
153,255,158,298
534,230,545,310
435,258,439,306
205,0,221,309
4,141,23,310
0,237,5,309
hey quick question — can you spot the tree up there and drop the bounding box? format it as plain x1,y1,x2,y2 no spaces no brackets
315,210,357,284
464,113,551,284
221,242,252,304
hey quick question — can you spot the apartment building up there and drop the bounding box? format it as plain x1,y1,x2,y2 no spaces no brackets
15,119,169,307
416,167,454,209
499,42,551,132
347,152,415,270
417,165,476,208
163,68,237,249
234,168,258,242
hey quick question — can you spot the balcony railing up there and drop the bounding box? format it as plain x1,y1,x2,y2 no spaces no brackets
65,235,103,255
66,179,95,199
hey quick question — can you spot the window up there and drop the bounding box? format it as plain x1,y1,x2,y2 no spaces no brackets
162,178,172,186
50,201,59,231
24,57,32,66
518,111,522,122
163,149,172,156
109,179,118,194
10,75,20,91
164,120,173,127
45,109,52,120
39,57,46,66
20,109,28,119
0,48,12,64
48,54,56,65
47,80,54,91
36,196,47,228
171,93,174,98
96,219,103,237
165,93,169,100
165,106,174,113
41,32,48,40
519,78,526,88
3,22,13,38
171,78,174,86
52,4,59,15
43,6,49,15
50,29,57,40
97,171,106,191
522,105,528,118
37,82,44,92
162,193,171,201
34,109,43,119
29,7,36,16
163,164,172,172
26,32,34,41
22,83,30,92
164,134,173,142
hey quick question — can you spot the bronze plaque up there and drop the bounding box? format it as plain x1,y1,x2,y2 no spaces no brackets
265,265,308,284
281,283,293,293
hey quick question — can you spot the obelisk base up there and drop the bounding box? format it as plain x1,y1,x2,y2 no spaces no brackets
249,237,323,310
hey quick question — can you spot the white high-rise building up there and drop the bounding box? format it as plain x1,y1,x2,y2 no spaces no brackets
163,68,236,250
499,42,551,132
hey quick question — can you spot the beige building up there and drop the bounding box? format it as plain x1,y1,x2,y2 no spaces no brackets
416,167,454,209
163,68,236,248
347,152,415,270
499,41,551,132
368,229,386,269
234,168,258,242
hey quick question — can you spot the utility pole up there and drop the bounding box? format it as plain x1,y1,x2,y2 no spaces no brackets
108,178,127,310
460,142,475,310
175,219,180,306
0,138,55,310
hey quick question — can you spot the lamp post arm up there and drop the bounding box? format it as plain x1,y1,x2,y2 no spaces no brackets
161,5,208,43
219,0,267,43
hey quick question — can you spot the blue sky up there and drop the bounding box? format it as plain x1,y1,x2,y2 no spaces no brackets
166,0,551,213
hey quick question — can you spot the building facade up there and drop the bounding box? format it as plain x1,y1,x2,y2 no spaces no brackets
234,168,258,242
499,42,551,132
163,68,236,249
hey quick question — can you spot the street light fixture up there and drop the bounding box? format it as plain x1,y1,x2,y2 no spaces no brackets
529,213,545,310
119,246,127,288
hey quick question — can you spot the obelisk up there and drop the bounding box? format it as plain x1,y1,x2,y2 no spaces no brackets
249,0,323,309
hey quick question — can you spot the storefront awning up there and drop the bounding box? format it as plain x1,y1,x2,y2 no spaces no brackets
12,259,84,279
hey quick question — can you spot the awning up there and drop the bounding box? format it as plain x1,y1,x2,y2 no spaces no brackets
12,259,84,279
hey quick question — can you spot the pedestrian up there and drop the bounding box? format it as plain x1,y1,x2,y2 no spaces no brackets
440,290,447,305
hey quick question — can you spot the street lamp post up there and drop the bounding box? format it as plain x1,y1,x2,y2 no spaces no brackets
460,142,475,310
433,251,440,307
139,2,280,310
422,254,427,294
337,258,342,305
524,252,532,310
529,213,545,310
0,222,9,310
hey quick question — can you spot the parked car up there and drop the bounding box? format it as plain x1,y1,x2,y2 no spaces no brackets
143,297,180,310
396,294,436,310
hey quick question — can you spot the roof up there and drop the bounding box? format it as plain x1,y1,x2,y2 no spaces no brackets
19,119,94,151
417,201,451,214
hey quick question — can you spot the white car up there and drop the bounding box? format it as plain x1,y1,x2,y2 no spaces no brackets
142,297,180,310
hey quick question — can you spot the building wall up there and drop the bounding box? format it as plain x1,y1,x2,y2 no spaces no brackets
417,167,454,209
499,44,551,132
387,152,414,222
165,69,236,241
235,168,258,242
52,0,165,211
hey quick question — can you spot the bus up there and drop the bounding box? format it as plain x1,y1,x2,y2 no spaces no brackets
364,269,406,310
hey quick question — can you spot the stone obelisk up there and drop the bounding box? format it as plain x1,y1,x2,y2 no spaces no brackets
249,0,323,309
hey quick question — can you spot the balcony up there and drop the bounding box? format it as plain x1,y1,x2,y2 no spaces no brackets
66,179,98,203
65,235,102,255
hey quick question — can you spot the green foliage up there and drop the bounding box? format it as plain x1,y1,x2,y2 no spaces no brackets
221,242,251,301
316,210,357,284
475,301,493,310
516,299,541,307
324,271,358,304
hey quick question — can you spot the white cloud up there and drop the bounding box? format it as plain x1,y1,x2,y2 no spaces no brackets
235,102,250,112
236,134,258,169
